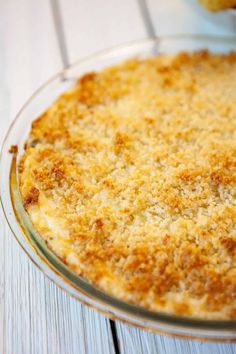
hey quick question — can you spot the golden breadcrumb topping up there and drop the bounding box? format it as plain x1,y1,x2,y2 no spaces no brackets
198,0,236,11
19,51,236,319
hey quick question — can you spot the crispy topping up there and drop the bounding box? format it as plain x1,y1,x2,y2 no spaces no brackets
23,187,39,209
19,51,236,319
9,145,18,154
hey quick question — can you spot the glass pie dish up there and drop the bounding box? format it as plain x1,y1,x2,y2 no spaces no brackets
1,35,236,341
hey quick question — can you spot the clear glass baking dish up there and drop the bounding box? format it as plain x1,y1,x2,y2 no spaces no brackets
1,35,236,341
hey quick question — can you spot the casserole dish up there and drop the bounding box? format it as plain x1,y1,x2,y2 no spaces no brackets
1,35,236,341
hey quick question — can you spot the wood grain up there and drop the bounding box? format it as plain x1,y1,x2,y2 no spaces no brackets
0,1,114,353
0,0,236,353
58,0,147,62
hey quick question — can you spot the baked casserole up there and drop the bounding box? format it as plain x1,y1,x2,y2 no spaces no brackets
18,50,236,320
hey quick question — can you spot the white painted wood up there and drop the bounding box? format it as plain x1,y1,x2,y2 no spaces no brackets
58,0,147,62
116,321,236,354
58,1,236,353
0,1,115,353
115,1,236,353
1,0,62,118
1,0,236,353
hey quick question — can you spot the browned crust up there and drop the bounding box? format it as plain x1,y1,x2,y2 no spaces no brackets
9,145,18,154
18,51,236,319
23,187,39,209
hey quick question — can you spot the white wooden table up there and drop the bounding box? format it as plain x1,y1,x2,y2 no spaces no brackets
0,1,235,353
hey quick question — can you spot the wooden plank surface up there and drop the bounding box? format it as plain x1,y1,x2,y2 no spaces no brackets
58,0,147,62
0,0,236,353
116,1,236,352
0,1,115,354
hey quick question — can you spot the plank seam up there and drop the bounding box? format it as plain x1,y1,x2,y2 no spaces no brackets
50,0,69,68
47,2,117,353
109,320,120,354
136,0,156,38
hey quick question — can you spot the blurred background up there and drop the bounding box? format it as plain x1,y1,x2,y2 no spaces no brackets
0,1,235,353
